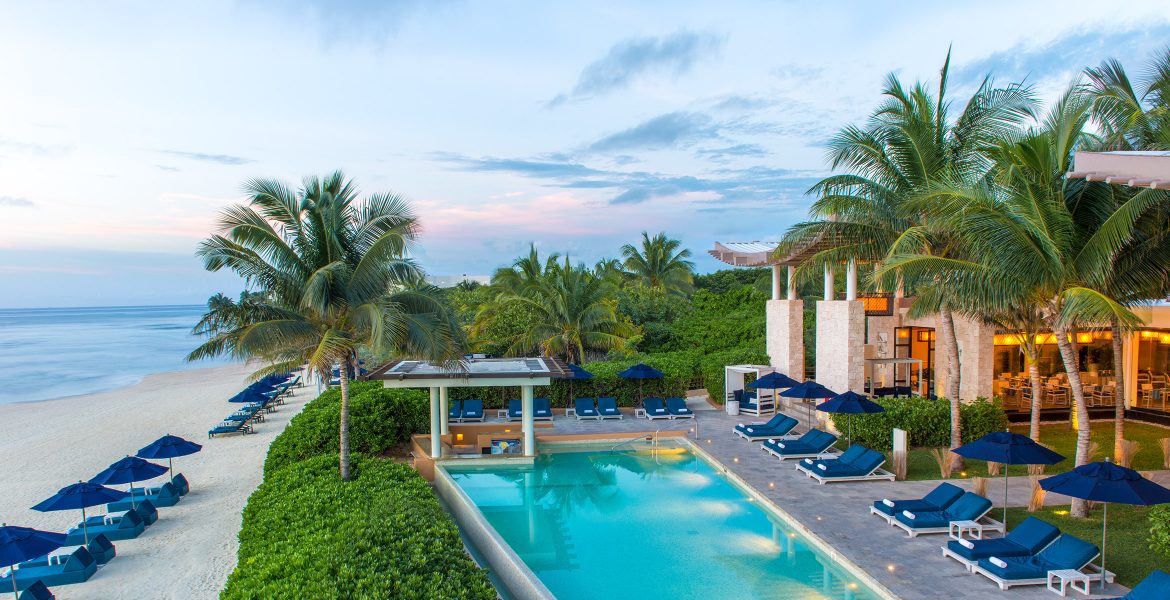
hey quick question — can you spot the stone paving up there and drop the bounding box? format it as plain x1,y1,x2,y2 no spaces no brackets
531,405,1133,600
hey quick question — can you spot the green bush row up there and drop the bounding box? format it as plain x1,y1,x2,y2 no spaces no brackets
222,454,495,600
838,396,1008,450
263,382,429,475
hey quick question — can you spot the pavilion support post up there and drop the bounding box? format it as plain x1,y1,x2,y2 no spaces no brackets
771,264,782,301
522,385,535,457
846,260,857,301
823,264,834,301
429,386,441,458
439,387,450,435
786,265,797,301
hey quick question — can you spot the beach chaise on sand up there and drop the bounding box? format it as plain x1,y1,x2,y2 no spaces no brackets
18,580,54,600
761,430,838,460
208,419,251,438
641,398,671,420
0,547,97,591
796,445,894,483
1103,569,1170,600
665,397,694,419
460,399,484,422
103,499,157,526
64,509,145,545
972,533,1111,590
941,516,1060,571
573,398,600,420
448,400,462,423
734,413,798,441
533,398,554,421
891,492,1001,538
870,482,964,524
81,534,116,565
109,481,180,510
597,397,623,419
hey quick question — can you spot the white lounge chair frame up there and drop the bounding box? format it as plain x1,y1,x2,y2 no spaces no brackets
795,460,896,484
761,443,838,461
939,535,1061,572
733,423,800,441
971,556,1113,591
888,507,1004,538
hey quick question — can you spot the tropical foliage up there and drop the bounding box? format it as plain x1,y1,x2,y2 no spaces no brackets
621,231,696,296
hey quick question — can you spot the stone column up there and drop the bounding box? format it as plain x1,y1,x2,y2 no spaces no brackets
846,260,857,301
823,264,834,301
767,299,804,378
522,384,535,457
429,386,441,458
439,386,450,435
786,265,797,301
771,264,782,300
949,314,996,400
816,300,865,394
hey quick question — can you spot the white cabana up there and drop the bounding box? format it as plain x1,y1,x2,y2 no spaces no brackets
724,364,777,415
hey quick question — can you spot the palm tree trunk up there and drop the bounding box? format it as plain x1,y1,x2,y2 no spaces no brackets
1027,349,1043,441
338,358,352,482
939,309,962,455
1053,323,1090,517
1112,318,1125,461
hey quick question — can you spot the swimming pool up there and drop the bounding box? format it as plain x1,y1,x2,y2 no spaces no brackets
442,441,886,600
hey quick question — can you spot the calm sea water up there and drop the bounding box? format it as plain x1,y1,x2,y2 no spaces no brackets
0,305,231,404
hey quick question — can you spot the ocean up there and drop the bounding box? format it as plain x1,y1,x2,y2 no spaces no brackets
0,305,232,404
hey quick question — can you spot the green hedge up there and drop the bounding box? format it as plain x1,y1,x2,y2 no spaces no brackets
222,454,495,600
839,397,1008,450
1150,505,1170,559
263,382,429,475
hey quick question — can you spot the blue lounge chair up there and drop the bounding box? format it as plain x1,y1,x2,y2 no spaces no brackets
665,397,694,419
507,399,522,421
64,509,145,545
870,482,965,523
460,399,484,422
170,473,190,496
734,413,798,441
533,398,554,421
448,400,462,423
642,398,671,420
574,398,600,420
973,533,1109,590
83,534,116,565
892,492,1000,538
1104,569,1170,600
942,516,1060,571
104,499,157,526
597,397,623,419
18,580,54,600
110,481,180,510
761,430,838,460
208,419,251,438
0,547,96,591
796,445,894,483
738,389,775,416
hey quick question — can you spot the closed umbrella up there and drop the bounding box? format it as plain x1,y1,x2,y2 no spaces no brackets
0,525,67,599
779,381,836,423
618,363,664,402
31,482,127,545
1040,459,1170,590
815,391,884,447
136,434,202,483
747,372,800,413
952,431,1065,525
90,456,169,510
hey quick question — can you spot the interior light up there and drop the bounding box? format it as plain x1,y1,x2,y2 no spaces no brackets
886,564,896,572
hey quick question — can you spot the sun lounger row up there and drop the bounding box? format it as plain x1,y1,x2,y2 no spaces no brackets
641,397,694,419
570,397,624,419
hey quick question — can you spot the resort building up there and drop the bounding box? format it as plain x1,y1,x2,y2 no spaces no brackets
711,151,1170,422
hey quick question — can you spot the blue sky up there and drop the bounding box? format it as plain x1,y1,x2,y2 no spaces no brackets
1,1,1168,308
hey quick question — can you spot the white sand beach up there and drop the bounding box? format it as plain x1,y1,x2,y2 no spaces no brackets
0,364,316,600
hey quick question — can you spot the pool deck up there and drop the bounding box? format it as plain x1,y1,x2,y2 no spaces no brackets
507,402,1137,600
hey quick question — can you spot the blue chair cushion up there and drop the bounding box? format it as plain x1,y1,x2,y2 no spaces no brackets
575,398,598,416
873,482,965,517
597,398,621,415
1117,569,1170,600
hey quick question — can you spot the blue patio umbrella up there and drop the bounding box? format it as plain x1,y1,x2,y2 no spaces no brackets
780,380,837,422
560,364,594,404
618,363,663,401
1041,459,1170,590
31,482,128,545
953,431,1065,525
91,456,169,510
816,391,884,447
747,372,800,413
136,434,202,482
227,389,270,404
0,525,66,599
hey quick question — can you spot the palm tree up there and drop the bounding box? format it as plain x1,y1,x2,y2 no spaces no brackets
188,172,464,480
620,232,695,296
779,50,1034,455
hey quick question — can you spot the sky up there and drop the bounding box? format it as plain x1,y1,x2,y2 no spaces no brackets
1,1,1169,308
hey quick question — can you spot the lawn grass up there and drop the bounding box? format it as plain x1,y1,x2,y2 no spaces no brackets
1004,504,1160,588
900,420,1170,481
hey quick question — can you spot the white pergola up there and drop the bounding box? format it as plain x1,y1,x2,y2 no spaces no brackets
369,357,568,458
1069,151,1170,188
709,239,862,302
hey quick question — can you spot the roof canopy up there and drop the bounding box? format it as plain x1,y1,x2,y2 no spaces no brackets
1068,151,1170,188
369,357,569,388
709,237,834,268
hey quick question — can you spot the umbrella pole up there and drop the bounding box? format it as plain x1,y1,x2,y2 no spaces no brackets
11,570,18,600
1101,502,1108,591
169,458,174,482
130,481,137,510
82,506,89,546
1003,465,1010,526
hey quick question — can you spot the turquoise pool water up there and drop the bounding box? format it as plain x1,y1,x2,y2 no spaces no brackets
446,443,882,600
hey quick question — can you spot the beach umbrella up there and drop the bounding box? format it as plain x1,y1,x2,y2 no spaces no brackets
559,364,594,405
815,391,884,448
747,372,801,412
31,482,127,546
780,381,836,423
1040,459,1170,590
952,431,1065,525
0,525,66,599
136,434,202,482
227,388,270,404
618,363,663,401
90,456,169,510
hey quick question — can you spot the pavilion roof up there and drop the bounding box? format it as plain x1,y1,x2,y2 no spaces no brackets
1068,151,1170,188
368,356,570,383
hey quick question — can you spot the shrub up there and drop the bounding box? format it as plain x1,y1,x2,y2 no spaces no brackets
264,383,429,475
223,454,495,600
840,396,1008,450
1150,505,1170,559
